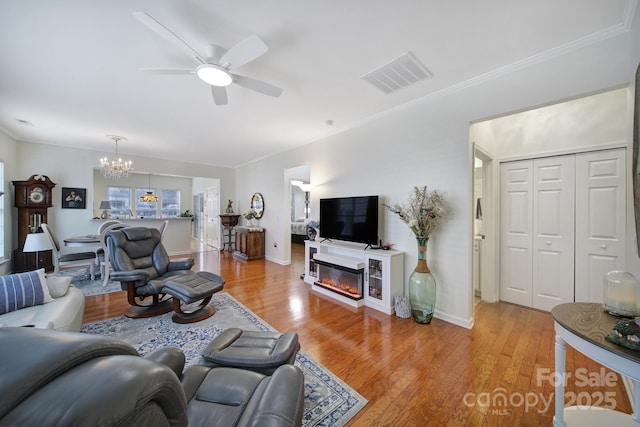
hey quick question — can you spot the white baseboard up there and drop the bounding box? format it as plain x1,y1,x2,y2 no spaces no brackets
265,256,290,266
434,310,474,329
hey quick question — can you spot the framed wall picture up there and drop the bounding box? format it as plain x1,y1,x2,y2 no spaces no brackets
62,187,86,209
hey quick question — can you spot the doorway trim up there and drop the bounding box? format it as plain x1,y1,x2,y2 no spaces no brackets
472,144,499,308
283,164,311,266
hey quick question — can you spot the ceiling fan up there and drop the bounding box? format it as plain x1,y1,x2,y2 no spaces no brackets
133,11,283,105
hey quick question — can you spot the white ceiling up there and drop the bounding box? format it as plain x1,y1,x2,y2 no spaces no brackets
0,0,634,168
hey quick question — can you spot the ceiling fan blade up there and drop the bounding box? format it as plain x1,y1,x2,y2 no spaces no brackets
219,35,268,69
211,86,228,105
133,12,205,64
138,68,194,75
231,74,283,98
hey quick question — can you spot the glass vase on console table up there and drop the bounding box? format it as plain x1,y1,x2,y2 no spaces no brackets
307,227,317,241
409,236,436,324
307,220,319,241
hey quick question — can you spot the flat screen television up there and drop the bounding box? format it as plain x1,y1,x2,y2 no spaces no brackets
319,195,379,245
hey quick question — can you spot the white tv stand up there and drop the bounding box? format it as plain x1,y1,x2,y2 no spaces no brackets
304,240,404,314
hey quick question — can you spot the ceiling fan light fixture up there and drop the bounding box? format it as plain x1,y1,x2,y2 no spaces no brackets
196,64,232,87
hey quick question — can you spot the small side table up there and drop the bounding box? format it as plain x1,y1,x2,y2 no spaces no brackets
219,214,240,252
551,303,640,426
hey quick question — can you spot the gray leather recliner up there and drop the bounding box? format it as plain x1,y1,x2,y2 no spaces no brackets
107,227,224,319
0,327,305,427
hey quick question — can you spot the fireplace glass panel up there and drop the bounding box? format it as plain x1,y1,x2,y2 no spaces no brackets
315,260,363,300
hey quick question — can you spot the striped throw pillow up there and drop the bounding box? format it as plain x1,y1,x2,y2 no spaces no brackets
0,269,53,315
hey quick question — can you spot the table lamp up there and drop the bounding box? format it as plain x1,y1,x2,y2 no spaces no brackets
99,200,111,219
23,232,52,270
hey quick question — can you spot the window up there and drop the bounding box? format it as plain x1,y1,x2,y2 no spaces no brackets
107,187,132,218
161,189,180,218
106,186,179,219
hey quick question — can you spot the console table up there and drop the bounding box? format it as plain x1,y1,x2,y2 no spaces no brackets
304,240,404,314
233,227,265,261
551,303,639,426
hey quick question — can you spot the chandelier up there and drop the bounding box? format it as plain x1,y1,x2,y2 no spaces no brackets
99,135,133,179
139,173,159,203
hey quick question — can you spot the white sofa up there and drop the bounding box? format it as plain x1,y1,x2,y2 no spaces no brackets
0,273,85,332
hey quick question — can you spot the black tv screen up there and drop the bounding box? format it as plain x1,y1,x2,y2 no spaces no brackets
319,196,379,245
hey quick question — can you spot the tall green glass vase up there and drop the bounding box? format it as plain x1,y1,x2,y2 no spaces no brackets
409,236,436,324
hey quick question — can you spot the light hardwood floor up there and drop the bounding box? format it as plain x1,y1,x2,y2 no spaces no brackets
83,242,632,426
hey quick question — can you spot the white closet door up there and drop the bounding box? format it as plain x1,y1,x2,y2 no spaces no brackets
574,149,626,303
500,160,533,306
531,156,575,311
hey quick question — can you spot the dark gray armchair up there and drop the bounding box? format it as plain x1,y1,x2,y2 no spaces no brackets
107,227,224,319
0,327,305,427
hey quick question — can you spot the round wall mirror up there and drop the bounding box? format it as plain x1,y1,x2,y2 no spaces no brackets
251,192,264,218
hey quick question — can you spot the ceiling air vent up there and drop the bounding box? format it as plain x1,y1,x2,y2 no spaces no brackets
361,52,432,94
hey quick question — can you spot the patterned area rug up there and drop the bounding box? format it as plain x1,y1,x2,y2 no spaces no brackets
51,267,121,296
81,292,367,426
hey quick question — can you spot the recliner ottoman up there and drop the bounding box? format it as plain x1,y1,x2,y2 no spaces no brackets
200,328,300,375
163,271,224,324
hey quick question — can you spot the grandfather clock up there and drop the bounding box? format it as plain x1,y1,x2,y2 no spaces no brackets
13,174,56,272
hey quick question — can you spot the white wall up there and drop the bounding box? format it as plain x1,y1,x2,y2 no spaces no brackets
0,132,18,273
474,88,628,159
235,12,640,328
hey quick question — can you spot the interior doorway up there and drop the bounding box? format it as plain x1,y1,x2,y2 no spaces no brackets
472,146,498,311
284,165,311,266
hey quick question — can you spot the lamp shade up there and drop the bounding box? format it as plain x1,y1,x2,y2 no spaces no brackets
23,233,52,252
99,200,112,210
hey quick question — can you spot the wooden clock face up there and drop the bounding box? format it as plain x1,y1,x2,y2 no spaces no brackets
28,187,46,204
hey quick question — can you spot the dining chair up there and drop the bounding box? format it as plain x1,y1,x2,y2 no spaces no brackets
41,223,97,280
98,220,122,234
98,222,130,286
94,220,122,259
159,220,169,241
